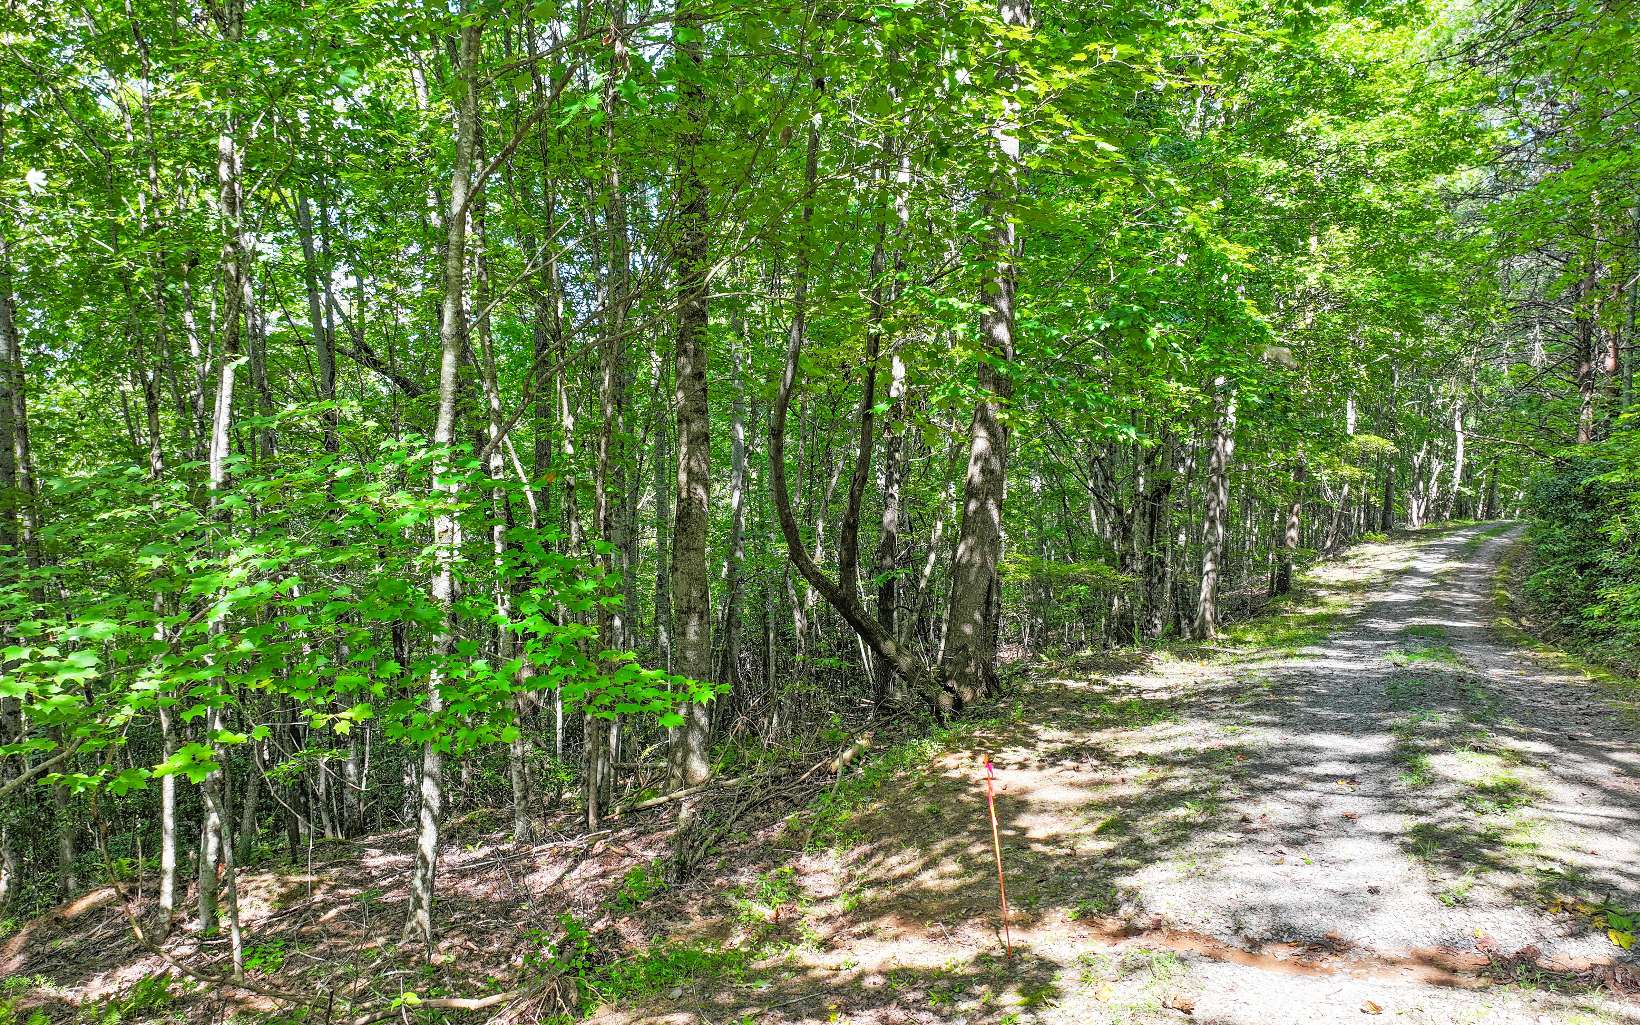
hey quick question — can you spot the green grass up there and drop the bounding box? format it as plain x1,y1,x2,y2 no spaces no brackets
1070,948,1189,1021
1088,696,1176,729
1398,751,1435,789
1387,641,1463,666
1458,521,1516,556
1221,607,1341,655
1066,883,1123,919
1391,708,1439,788
608,859,670,912
1403,623,1448,640
1461,774,1535,816
800,705,1022,850
504,912,772,1023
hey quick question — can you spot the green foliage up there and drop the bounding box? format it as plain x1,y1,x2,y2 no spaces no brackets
1087,696,1175,730
78,974,177,1025
608,860,669,912
730,866,804,923
517,913,753,1015
0,975,49,1025
1387,642,1462,666
0,0,1628,964
243,938,290,975
0,447,717,800
1524,426,1640,674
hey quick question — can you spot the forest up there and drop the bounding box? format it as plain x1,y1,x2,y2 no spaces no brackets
0,0,1637,1020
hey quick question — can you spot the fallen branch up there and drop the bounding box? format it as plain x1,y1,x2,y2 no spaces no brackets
606,772,770,819
445,830,613,874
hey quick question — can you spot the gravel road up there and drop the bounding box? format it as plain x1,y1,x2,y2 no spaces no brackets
604,525,1640,1025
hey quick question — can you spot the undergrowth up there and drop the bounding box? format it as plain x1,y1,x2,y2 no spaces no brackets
801,704,1022,850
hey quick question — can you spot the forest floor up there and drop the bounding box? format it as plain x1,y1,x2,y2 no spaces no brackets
5,523,1640,1025
596,523,1640,1025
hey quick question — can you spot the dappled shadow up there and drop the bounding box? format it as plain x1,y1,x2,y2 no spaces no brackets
618,525,1640,1023
4,806,692,1020
14,525,1640,1025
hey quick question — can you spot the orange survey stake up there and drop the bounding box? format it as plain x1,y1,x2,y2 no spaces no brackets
982,753,1013,955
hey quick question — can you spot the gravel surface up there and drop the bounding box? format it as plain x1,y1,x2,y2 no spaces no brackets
1139,524,1640,964
604,525,1640,1025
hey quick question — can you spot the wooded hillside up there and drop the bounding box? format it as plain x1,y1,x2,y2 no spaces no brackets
0,0,1636,1011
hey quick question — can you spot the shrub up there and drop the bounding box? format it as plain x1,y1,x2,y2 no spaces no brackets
1524,422,1640,672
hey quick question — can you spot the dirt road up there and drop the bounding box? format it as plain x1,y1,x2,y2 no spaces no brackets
615,525,1640,1025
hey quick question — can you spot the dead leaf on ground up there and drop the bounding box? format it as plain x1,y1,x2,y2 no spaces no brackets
1163,993,1196,1014
1361,999,1383,1014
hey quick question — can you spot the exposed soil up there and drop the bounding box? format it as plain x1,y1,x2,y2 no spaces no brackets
6,525,1639,1025
601,524,1640,1025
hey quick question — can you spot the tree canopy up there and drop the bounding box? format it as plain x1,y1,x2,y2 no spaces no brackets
0,0,1635,996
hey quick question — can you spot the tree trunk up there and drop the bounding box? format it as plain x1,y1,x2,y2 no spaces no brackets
652,348,674,670
668,1,714,792
1194,378,1236,638
1140,436,1175,638
201,712,243,976
1447,398,1465,520
715,332,748,688
1575,262,1597,444
53,758,77,896
940,0,1028,705
0,208,28,912
590,27,631,825
768,86,928,706
236,750,261,865
199,0,250,970
1379,461,1394,532
874,354,908,704
403,18,481,951
294,192,339,457
1274,451,1304,596
157,703,178,925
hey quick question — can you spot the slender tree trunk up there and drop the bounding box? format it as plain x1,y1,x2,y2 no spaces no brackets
295,192,339,457
1380,461,1394,532
244,271,275,458
1576,263,1597,444
589,24,633,825
236,750,261,864
157,703,178,924
715,332,748,688
1274,451,1304,596
199,0,250,969
768,84,926,704
403,19,481,951
873,354,907,704
195,771,219,917
1140,436,1175,637
53,754,77,895
0,200,28,911
1447,398,1465,519
652,348,674,670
